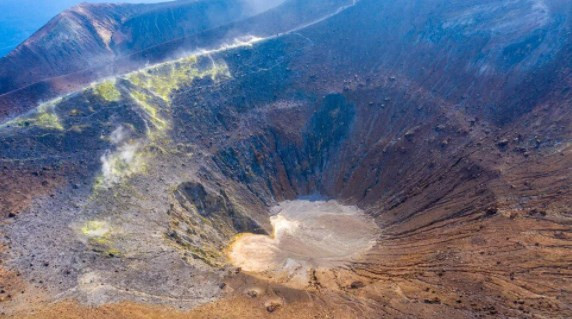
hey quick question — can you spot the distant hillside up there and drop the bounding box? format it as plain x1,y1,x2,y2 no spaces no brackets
0,0,349,119
0,0,169,57
0,0,268,95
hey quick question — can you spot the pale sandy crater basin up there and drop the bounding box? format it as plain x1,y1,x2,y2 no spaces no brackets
228,199,379,285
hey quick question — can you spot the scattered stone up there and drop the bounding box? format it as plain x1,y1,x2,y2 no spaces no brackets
514,146,527,154
350,281,366,289
484,207,498,217
554,232,566,239
404,130,415,141
424,297,441,304
7,212,16,218
528,209,547,217
265,300,283,313
497,139,509,147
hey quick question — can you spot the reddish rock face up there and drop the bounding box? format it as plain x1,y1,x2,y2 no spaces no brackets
0,0,571,318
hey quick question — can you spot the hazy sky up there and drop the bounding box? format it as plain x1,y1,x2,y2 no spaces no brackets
0,0,171,57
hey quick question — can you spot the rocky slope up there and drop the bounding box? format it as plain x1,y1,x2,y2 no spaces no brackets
0,0,284,111
0,0,571,318
0,0,351,119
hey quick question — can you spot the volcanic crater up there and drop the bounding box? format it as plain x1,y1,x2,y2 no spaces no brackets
0,0,571,318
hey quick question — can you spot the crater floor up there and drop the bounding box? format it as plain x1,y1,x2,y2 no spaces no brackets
228,199,378,286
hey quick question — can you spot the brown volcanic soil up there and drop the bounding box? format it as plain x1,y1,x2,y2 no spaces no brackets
0,164,69,219
1,0,572,318
9,205,571,318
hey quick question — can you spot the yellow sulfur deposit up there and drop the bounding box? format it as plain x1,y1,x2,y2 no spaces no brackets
94,81,122,102
81,221,111,238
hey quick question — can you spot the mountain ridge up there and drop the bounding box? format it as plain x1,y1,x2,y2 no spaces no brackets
0,0,350,120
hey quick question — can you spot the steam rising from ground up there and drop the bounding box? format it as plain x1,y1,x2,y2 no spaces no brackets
192,35,265,58
99,126,144,188
228,200,378,285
